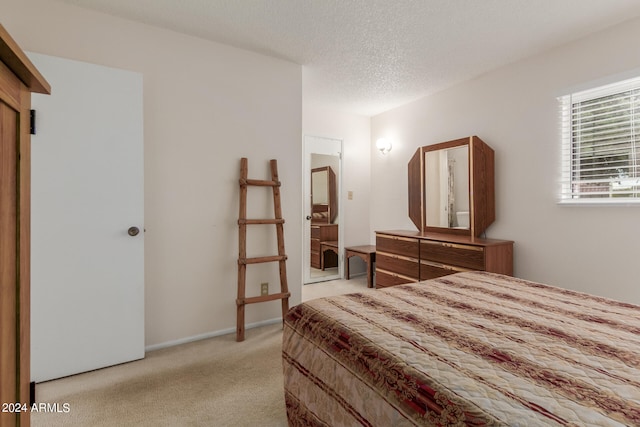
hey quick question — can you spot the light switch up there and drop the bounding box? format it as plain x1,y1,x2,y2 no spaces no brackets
347,191,353,200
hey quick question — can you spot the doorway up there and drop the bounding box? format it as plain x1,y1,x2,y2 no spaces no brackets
303,135,343,284
29,52,144,382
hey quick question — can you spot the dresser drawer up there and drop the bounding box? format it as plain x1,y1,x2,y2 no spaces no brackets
420,240,485,270
420,260,472,281
376,234,419,258
311,226,320,239
376,268,416,288
375,230,513,283
377,252,419,279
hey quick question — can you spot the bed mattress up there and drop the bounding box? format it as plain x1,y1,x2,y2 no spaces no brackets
282,271,640,426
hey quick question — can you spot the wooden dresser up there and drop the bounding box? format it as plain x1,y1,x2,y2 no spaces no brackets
311,223,338,269
375,230,513,288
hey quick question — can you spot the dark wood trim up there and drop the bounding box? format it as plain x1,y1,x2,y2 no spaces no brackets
407,147,423,230
0,24,50,427
0,24,50,94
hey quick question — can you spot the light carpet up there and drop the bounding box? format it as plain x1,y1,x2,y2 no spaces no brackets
33,275,369,426
33,324,287,426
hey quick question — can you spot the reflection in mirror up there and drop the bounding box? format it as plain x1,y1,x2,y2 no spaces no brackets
311,164,337,224
312,169,329,204
310,155,339,280
425,146,469,229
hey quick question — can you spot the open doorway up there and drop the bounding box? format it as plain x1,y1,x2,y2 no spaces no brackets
303,136,343,284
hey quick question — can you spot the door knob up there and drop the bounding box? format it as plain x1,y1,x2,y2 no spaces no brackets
306,215,312,220
128,226,140,236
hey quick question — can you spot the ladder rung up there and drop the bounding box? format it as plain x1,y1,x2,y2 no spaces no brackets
239,178,281,187
237,292,291,306
239,255,287,265
238,219,285,225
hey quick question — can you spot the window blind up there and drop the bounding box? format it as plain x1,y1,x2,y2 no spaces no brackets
560,76,640,203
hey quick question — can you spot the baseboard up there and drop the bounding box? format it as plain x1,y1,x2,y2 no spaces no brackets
144,317,283,352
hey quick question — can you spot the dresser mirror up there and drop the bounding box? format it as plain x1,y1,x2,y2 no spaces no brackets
424,145,469,229
408,136,495,237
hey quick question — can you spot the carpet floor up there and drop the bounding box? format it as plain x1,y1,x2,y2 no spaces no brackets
32,275,369,426
33,323,287,426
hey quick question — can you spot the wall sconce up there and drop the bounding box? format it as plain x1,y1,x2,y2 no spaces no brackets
376,138,392,155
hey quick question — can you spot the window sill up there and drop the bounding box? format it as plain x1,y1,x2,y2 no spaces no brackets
558,198,640,206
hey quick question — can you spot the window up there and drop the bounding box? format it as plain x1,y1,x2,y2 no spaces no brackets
560,76,640,203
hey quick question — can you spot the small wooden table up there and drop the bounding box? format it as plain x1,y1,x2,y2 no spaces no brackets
345,245,376,288
320,240,339,270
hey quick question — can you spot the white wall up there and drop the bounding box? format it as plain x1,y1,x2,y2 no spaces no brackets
371,17,640,304
4,0,302,348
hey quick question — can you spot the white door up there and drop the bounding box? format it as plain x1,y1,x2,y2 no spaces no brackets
29,53,144,382
303,135,343,284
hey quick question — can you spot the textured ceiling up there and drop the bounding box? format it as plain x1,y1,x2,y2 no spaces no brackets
60,0,640,116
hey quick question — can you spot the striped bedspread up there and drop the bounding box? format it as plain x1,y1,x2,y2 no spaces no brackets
282,271,640,426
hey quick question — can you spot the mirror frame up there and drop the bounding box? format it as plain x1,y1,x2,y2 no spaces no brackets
408,136,495,237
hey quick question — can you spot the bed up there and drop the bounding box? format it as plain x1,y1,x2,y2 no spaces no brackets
282,271,640,426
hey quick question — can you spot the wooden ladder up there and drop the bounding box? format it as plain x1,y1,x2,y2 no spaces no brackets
236,157,290,341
